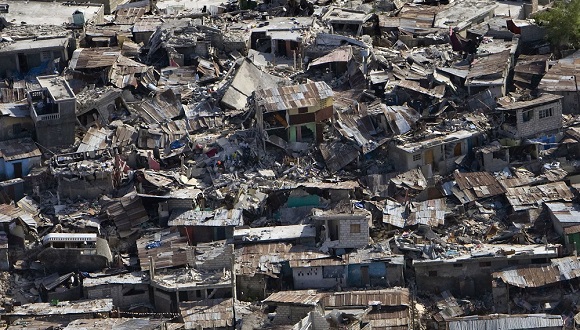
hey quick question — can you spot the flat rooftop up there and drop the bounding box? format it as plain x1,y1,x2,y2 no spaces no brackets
37,75,75,100
155,0,226,12
2,1,103,26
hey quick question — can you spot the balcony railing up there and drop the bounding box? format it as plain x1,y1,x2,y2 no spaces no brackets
31,106,60,122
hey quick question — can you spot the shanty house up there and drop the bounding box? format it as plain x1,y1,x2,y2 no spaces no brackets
235,242,330,301
346,252,405,288
538,53,580,114
290,258,347,290
389,129,484,175
38,233,113,273
322,289,411,330
83,272,150,311
262,290,327,325
168,208,243,244
492,256,580,313
3,299,113,325
0,35,74,78
445,314,564,330
322,7,373,37
27,75,77,148
311,208,371,250
465,50,511,98
0,138,41,180
497,93,563,139
413,244,560,297
149,243,234,313
545,202,580,254
0,103,34,141
249,17,313,57
254,81,334,144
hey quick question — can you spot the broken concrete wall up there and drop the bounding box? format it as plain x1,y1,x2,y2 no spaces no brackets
236,274,267,301
85,283,150,310
195,244,233,271
0,116,34,141
292,265,346,290
35,118,76,148
514,102,563,138
273,305,314,325
57,172,114,200
414,254,556,297
347,262,404,288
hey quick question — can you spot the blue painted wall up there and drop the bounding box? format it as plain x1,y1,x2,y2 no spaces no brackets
0,156,41,180
347,262,404,288
348,262,387,287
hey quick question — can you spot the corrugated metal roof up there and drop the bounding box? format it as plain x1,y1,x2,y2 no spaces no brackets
0,137,41,161
319,141,359,173
447,313,563,330
263,290,327,306
493,256,580,288
309,46,353,67
77,127,113,153
493,265,560,288
8,299,113,316
539,60,580,92
505,181,573,211
236,243,329,276
0,204,31,223
180,299,234,329
453,171,505,203
364,309,410,329
101,191,148,232
255,81,333,113
382,199,406,228
134,89,183,124
137,230,194,270
397,79,445,99
551,256,580,280
69,48,121,70
322,289,410,308
545,202,580,224
496,93,562,111
465,50,510,81
168,208,243,227
408,198,447,227
114,7,146,25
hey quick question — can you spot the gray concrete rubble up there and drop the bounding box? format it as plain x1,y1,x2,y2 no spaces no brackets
0,0,579,328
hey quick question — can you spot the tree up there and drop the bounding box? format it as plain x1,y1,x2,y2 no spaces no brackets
533,0,580,55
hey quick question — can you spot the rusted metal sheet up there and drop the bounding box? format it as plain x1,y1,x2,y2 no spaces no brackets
453,171,505,203
0,137,42,162
255,81,333,113
322,289,410,308
505,181,573,210
263,290,327,306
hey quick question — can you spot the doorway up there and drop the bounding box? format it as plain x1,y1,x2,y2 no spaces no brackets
361,266,370,286
13,162,23,178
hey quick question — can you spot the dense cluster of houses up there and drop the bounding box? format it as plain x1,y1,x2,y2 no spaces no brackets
0,0,579,328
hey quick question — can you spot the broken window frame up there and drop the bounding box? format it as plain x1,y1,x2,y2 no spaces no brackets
522,109,534,122
538,108,553,119
350,223,361,234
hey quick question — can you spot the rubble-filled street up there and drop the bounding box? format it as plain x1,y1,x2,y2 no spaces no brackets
0,0,579,328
